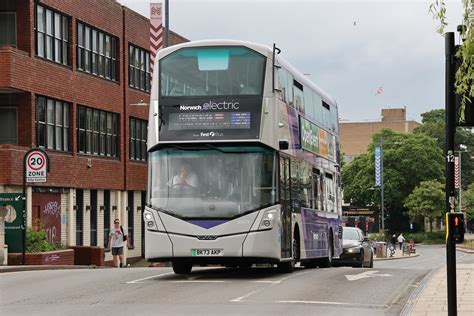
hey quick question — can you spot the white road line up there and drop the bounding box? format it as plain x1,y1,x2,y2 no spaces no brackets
171,280,228,283
231,287,268,302
276,300,386,308
126,272,174,284
230,270,311,302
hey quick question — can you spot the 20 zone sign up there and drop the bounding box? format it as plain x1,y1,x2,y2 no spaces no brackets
25,150,48,183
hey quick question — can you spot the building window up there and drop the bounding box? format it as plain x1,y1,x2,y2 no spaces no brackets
35,4,69,65
129,44,150,92
36,96,70,151
77,105,118,157
77,22,118,81
0,0,16,46
0,106,17,144
129,117,147,161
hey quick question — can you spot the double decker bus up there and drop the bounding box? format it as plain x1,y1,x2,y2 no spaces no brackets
144,40,342,274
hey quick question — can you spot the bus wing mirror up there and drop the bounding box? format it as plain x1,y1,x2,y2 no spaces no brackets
279,140,289,150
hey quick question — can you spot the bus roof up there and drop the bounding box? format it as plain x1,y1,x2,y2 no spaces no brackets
157,39,338,109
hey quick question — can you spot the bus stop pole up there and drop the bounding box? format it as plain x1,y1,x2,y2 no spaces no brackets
445,31,457,316
22,152,27,265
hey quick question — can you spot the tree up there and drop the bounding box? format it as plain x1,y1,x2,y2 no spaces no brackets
404,180,445,232
414,109,474,190
429,1,473,122
342,128,444,232
465,183,474,222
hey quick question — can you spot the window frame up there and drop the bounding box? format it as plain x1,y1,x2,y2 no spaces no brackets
76,21,119,82
77,105,119,158
129,117,148,162
34,4,70,66
35,95,70,152
128,43,151,93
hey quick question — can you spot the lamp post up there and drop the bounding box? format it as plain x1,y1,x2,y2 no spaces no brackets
374,134,402,233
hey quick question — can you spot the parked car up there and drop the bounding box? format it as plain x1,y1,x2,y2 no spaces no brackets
336,227,373,268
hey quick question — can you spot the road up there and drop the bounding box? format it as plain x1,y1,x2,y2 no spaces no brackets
1,245,472,316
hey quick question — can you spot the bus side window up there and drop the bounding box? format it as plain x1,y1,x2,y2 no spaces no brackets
293,80,304,114
312,168,320,211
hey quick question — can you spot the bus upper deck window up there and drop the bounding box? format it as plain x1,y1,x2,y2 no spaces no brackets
198,49,229,71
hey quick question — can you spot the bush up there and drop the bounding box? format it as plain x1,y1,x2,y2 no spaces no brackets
26,221,63,253
405,231,445,244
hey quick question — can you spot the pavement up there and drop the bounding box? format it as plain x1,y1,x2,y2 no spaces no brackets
0,245,472,316
408,263,474,316
0,265,97,273
374,247,420,261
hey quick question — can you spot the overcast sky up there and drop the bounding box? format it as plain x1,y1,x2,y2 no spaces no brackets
118,0,463,122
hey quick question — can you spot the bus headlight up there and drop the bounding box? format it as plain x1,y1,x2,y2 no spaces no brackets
143,210,158,231
259,210,277,230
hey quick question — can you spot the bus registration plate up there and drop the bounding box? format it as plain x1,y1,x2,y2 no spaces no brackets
192,249,223,256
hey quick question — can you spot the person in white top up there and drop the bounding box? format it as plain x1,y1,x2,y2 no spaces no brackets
397,233,406,250
170,163,198,189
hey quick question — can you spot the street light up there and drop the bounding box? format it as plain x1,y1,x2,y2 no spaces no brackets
374,134,403,233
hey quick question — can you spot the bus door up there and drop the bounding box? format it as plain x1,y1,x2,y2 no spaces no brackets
279,157,292,259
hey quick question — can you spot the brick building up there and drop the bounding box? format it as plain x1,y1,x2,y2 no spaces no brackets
340,108,420,163
0,0,188,264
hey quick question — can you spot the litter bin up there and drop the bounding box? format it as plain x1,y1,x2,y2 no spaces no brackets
376,242,387,258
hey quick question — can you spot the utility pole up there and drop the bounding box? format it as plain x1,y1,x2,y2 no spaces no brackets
445,31,457,316
165,0,169,47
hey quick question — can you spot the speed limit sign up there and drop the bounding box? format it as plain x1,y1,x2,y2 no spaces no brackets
25,149,48,183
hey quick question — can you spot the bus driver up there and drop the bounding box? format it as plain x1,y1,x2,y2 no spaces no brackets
169,162,198,189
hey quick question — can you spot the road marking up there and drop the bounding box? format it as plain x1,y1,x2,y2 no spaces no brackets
126,272,174,284
276,300,386,308
171,280,228,283
345,270,393,281
230,270,310,302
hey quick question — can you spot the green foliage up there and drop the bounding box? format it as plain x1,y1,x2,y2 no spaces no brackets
414,109,474,189
429,0,474,123
404,231,445,244
342,129,444,232
26,221,63,253
465,183,474,221
404,180,445,232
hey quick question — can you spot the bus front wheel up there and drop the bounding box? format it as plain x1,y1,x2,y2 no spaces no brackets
172,261,192,274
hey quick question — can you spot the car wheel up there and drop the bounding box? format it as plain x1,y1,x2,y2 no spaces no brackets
356,250,364,268
369,252,374,268
172,261,192,274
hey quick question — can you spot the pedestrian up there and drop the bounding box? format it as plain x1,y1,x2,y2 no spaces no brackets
390,234,397,247
109,218,128,268
397,233,405,250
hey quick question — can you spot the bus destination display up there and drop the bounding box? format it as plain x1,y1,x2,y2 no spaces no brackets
169,112,251,130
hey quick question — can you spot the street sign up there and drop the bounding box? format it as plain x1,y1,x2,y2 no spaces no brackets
454,156,459,189
0,193,25,253
375,147,381,186
25,150,48,183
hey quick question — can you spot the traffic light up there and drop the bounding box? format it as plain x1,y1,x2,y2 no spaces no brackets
446,212,465,244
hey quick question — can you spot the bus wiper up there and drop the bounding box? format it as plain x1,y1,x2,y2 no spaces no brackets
204,144,255,154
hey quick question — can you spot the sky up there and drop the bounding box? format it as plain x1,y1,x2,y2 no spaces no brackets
118,0,464,122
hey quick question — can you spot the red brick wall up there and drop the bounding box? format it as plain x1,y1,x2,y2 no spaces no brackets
0,0,189,191
8,249,74,265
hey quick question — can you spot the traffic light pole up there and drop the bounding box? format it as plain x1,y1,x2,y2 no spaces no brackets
445,32,457,316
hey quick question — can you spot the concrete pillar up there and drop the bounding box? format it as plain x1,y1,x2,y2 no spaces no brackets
67,189,74,246
26,186,32,228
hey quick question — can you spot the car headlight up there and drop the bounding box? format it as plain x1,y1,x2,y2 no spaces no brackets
259,210,277,230
143,210,158,231
347,247,360,253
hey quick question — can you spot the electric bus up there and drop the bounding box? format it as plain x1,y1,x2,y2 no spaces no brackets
144,40,343,274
